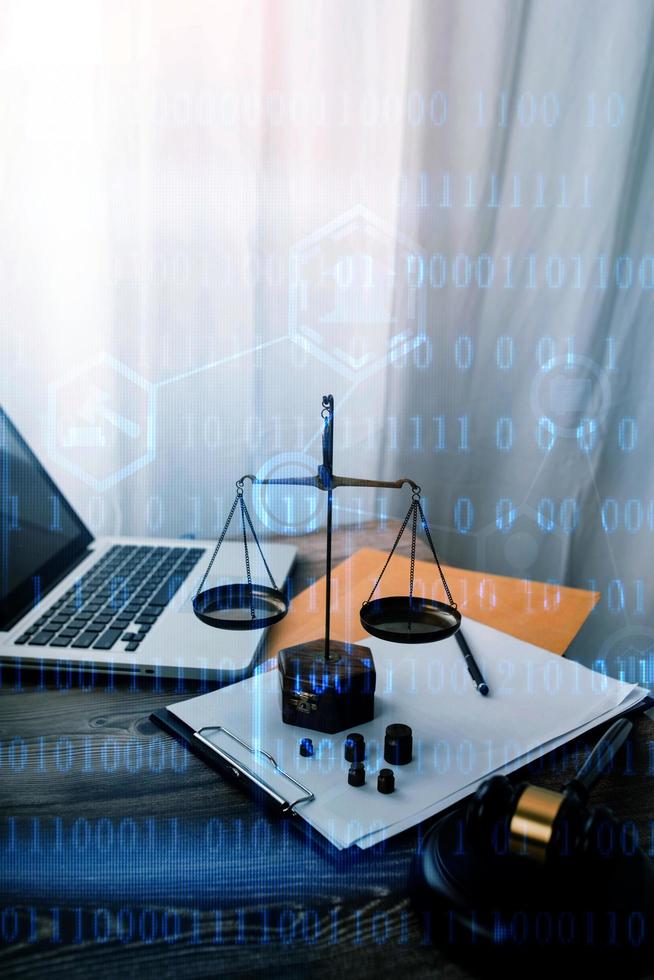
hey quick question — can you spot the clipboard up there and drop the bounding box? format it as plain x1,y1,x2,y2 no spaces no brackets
152,692,653,832
151,618,651,851
152,706,315,818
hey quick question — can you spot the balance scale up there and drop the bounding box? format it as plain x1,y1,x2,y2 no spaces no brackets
193,394,460,734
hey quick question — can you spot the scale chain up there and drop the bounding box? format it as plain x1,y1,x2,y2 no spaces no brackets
195,483,280,617
194,492,240,599
363,496,456,610
417,500,456,608
410,500,417,604
363,498,417,606
240,496,280,592
239,496,256,620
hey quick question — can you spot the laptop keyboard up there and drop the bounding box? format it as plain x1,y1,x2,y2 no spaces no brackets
13,544,204,654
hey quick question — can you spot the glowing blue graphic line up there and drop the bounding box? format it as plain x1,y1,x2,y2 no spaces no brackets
156,336,287,388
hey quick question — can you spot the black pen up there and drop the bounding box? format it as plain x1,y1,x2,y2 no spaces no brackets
455,629,489,696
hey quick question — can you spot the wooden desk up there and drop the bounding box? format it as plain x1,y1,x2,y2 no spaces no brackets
1,523,651,979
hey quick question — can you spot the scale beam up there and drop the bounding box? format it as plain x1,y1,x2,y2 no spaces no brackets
330,475,420,493
237,473,421,493
237,475,320,487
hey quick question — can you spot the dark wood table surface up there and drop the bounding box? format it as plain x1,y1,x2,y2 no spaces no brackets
1,523,653,980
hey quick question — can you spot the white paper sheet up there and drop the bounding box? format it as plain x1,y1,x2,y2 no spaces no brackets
166,619,648,849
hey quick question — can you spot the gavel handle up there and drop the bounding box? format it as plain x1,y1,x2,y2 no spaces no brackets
564,717,633,804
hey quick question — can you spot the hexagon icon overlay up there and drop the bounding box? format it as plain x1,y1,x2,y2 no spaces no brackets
289,205,426,381
530,354,612,439
47,353,156,491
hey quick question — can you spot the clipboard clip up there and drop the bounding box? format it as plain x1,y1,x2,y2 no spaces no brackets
194,725,315,813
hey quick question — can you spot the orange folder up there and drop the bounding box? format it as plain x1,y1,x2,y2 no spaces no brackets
266,548,599,659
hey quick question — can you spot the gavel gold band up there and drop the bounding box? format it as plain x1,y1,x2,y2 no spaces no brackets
509,786,564,862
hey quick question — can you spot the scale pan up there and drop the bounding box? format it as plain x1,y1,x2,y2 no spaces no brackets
360,595,461,644
193,584,288,631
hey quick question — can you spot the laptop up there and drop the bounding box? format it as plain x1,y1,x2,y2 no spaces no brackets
0,407,296,681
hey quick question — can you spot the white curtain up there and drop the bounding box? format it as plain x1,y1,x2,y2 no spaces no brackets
0,0,411,537
1,0,652,677
384,0,654,678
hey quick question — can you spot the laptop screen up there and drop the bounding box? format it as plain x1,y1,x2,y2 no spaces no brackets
0,408,92,629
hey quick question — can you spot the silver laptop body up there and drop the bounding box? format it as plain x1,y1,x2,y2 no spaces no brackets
0,408,296,682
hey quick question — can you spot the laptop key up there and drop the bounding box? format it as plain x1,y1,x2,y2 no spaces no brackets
93,628,123,650
125,642,140,652
135,614,157,625
149,576,187,606
71,633,95,648
14,634,30,644
58,628,80,638
51,636,72,647
85,623,105,633
29,630,56,645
